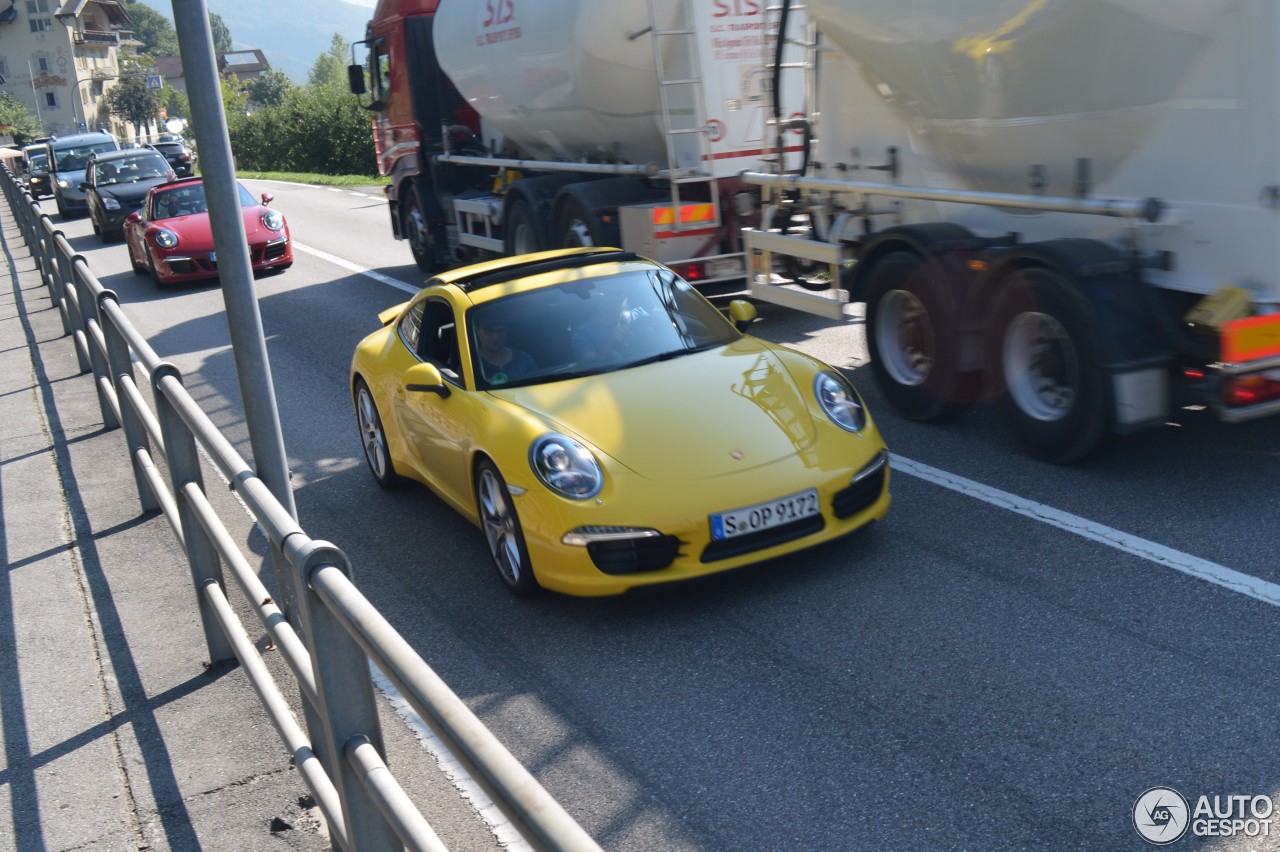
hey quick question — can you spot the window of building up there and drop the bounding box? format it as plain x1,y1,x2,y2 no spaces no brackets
25,0,50,13
29,16,52,32
37,57,48,72
44,91,56,108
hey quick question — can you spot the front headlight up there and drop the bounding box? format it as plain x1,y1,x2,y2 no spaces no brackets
102,197,121,210
56,178,70,189
530,433,602,500
153,229,179,249
815,371,866,433
262,210,284,231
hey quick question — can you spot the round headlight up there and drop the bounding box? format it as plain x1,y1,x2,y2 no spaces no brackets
815,371,866,433
262,210,284,231
153,229,179,249
530,433,602,500
56,178,70,189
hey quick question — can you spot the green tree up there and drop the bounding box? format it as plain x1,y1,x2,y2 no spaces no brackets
122,0,179,57
0,92,45,143
248,69,294,108
307,34,350,89
209,12,232,54
229,83,376,176
105,59,162,139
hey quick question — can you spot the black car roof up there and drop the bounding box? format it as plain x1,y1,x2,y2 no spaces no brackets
90,148,165,163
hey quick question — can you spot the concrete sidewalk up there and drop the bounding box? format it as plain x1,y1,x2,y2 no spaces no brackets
0,207,331,849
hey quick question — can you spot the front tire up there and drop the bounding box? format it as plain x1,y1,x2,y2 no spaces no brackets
475,458,538,596
400,185,442,274
988,268,1110,463
866,251,973,421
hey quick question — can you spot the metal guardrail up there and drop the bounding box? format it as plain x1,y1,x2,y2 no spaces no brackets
0,167,603,852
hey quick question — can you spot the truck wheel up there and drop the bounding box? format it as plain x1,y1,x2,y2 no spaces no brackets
866,251,970,420
503,199,542,255
988,268,1110,463
555,198,603,248
401,186,442,273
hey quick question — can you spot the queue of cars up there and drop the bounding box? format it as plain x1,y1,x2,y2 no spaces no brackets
29,147,891,597
23,132,291,289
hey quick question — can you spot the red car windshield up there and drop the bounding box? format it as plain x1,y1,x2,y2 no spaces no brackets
149,183,257,220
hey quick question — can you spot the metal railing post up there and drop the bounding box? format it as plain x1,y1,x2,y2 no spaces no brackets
55,247,89,369
152,362,235,664
290,539,401,851
73,258,119,429
99,289,159,512
47,230,75,336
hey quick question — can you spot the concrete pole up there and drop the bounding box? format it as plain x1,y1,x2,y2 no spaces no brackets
167,4,300,551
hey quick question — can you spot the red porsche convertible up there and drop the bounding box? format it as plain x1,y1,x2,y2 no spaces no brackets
125,177,293,286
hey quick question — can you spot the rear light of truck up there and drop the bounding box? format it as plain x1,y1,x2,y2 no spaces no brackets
1224,372,1280,407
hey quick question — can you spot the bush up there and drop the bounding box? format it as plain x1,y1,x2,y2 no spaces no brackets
229,85,376,177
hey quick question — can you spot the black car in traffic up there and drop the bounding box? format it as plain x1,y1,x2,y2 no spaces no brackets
148,135,196,178
81,149,175,243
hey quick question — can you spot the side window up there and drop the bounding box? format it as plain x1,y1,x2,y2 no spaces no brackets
398,300,425,353
420,299,462,383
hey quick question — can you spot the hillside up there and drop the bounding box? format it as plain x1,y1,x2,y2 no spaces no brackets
132,0,375,84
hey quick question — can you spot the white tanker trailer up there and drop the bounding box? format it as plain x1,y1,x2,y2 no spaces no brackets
350,0,806,283
743,0,1280,461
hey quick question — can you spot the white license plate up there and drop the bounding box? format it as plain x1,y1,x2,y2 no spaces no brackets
710,488,819,540
707,257,743,279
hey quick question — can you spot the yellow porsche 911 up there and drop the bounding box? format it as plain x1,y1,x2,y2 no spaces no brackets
350,248,891,596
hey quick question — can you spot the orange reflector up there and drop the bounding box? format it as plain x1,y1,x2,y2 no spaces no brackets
967,259,988,271
650,204,715,226
1222,313,1280,362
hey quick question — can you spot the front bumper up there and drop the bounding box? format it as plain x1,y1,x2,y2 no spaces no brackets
515,442,892,596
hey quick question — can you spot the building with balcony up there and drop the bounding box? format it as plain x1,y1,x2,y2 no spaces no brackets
0,0,135,138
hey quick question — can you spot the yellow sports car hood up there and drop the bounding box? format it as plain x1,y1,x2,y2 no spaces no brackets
494,338,825,481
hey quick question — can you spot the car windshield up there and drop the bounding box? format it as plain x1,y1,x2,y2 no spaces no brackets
27,153,48,170
54,141,117,171
150,182,256,219
95,153,170,185
467,267,740,390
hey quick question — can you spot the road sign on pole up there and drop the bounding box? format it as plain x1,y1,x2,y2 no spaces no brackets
146,75,163,90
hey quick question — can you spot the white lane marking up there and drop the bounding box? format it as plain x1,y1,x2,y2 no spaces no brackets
369,665,534,851
891,454,1280,608
292,241,420,295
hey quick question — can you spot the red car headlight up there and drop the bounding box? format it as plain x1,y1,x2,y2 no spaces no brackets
153,229,179,249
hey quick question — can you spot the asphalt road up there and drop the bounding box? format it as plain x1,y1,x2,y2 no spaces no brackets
40,181,1280,851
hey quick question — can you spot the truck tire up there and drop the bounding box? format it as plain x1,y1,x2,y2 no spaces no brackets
503,199,542,256
988,267,1110,463
866,251,970,420
400,185,442,273
555,197,604,248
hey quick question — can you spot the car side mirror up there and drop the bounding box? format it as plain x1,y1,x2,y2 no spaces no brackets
79,181,90,191
727,299,758,332
126,212,142,223
404,362,451,398
261,192,274,205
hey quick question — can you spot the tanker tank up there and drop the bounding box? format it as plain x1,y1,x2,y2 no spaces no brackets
432,0,686,166
804,0,1235,194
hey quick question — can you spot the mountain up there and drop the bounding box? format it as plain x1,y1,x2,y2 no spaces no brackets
131,0,375,84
